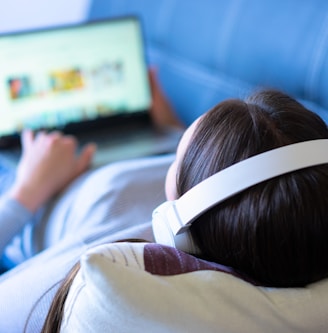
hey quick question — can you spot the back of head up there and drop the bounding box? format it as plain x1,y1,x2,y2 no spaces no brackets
177,90,328,287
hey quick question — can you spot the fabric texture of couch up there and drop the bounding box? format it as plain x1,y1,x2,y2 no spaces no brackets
88,0,328,125
58,1,328,331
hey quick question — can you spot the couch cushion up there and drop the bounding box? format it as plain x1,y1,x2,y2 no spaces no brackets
88,0,328,125
61,242,328,333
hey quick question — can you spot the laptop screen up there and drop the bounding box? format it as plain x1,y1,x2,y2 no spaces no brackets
0,16,151,144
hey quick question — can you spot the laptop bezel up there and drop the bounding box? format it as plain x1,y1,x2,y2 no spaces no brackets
0,15,152,148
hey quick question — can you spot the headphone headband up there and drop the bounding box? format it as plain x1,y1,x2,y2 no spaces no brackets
167,139,328,236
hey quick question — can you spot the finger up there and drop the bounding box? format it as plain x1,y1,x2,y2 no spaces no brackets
21,129,34,151
148,66,160,98
148,66,156,88
75,143,97,175
44,131,67,144
148,67,162,118
48,130,63,138
49,133,77,153
34,130,47,142
60,134,78,149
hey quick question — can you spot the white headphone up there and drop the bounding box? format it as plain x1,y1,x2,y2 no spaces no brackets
152,139,328,254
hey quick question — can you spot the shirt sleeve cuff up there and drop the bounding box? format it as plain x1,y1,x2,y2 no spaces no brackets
0,196,34,255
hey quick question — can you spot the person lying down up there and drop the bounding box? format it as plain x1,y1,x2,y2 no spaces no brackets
40,89,328,332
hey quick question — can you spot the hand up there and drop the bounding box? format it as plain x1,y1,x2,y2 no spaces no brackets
149,67,184,129
8,130,96,212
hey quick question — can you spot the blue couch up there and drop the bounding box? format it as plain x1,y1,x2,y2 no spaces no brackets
87,0,328,126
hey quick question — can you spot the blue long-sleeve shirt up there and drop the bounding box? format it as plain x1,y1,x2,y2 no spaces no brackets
0,154,172,332
0,196,33,258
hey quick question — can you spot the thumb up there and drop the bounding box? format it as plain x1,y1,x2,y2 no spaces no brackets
75,143,97,175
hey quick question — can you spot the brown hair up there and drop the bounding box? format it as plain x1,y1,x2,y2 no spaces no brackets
178,89,328,287
40,262,80,333
40,239,148,332
42,90,328,331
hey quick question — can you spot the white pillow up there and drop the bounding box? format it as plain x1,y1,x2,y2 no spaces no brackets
61,242,328,333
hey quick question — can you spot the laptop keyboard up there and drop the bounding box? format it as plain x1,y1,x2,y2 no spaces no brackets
0,126,182,169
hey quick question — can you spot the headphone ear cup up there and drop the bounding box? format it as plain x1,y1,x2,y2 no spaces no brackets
152,201,177,248
152,201,200,254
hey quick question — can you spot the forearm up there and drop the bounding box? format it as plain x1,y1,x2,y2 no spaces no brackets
0,195,33,256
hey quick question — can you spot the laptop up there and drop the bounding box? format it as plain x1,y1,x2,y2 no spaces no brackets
0,16,181,167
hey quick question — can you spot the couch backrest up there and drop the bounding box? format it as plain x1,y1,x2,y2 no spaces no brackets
87,0,328,125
